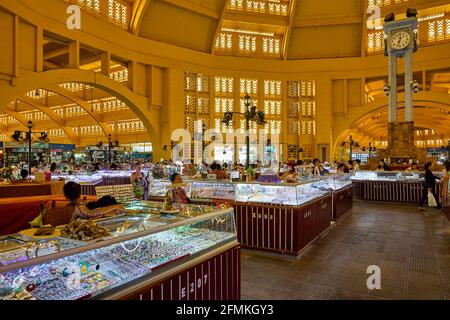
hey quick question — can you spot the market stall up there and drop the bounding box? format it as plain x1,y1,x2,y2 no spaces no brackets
0,181,64,198
51,173,103,196
147,177,353,255
0,202,239,300
0,195,97,236
308,176,353,221
351,170,441,203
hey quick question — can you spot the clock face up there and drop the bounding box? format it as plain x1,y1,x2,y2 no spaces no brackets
390,31,411,50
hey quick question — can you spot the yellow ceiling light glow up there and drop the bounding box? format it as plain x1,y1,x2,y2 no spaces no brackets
221,28,275,37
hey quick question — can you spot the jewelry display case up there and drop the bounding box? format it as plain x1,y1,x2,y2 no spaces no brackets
147,180,192,198
233,181,332,256
51,173,103,185
350,170,440,203
51,173,103,195
234,182,329,206
191,181,235,202
350,170,422,182
311,174,352,191
0,204,239,300
310,175,353,221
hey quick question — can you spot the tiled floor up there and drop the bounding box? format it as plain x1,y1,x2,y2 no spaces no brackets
241,201,450,300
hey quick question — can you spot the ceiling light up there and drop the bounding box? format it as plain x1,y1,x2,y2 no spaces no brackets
221,28,275,37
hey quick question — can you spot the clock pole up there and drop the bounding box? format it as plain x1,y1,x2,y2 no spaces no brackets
383,16,418,123
404,49,413,122
388,50,397,123
383,12,419,162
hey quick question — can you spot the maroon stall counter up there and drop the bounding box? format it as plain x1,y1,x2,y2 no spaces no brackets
352,180,440,203
332,186,353,221
0,181,64,198
0,195,98,235
0,200,45,236
104,243,241,300
234,194,333,256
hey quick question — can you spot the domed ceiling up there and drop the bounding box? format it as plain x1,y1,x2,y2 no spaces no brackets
135,0,450,60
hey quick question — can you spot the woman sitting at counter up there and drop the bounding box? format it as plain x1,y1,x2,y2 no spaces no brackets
64,181,123,221
377,159,391,171
168,173,190,204
17,169,30,182
336,163,347,174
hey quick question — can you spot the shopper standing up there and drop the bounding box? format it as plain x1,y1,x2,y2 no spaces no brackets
377,159,391,171
131,162,145,200
418,162,441,211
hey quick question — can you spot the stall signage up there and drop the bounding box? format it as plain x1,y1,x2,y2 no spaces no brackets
48,143,75,151
4,142,48,148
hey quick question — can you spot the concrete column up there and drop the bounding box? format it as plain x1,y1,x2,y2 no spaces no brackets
100,52,110,76
404,49,413,122
68,41,80,69
388,53,397,123
36,26,43,72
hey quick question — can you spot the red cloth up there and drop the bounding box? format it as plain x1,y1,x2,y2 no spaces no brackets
0,201,45,236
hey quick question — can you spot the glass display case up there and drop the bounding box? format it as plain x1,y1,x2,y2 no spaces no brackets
311,174,352,191
0,204,236,300
51,173,103,185
234,182,329,206
191,181,235,201
350,170,422,182
147,179,192,198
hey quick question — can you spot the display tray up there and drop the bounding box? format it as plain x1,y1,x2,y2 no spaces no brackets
0,236,81,267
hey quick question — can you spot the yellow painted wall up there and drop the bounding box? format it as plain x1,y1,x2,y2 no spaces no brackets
0,0,449,162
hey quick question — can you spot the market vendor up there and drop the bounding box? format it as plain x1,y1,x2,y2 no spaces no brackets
131,162,147,199
17,169,30,182
64,181,123,221
169,173,190,204
280,168,297,183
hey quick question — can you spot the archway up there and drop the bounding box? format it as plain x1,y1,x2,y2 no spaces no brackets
333,103,450,161
0,69,158,141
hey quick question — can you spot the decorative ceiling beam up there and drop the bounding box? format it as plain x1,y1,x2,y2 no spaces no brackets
361,0,368,58
45,84,112,138
17,97,79,144
43,47,69,60
79,54,103,66
2,108,30,129
376,0,450,16
223,11,288,26
130,0,152,35
282,0,297,60
211,0,229,54
293,16,363,28
160,0,220,19
43,61,60,70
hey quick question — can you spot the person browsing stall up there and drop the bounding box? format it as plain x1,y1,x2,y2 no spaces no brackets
418,162,441,211
377,159,391,171
64,181,123,221
169,173,190,204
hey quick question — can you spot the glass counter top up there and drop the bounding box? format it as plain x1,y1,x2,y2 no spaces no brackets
350,170,423,182
0,202,226,270
0,204,236,300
